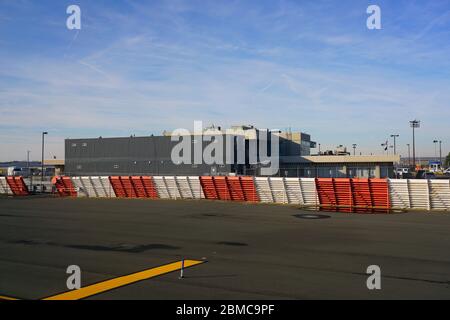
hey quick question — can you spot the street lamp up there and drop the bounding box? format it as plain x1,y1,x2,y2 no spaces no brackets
433,140,438,163
352,144,357,156
439,141,442,167
41,131,48,192
407,143,411,167
409,120,420,170
390,134,399,155
27,150,30,176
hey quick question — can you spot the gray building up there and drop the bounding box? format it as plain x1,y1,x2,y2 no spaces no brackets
64,125,399,178
64,125,316,176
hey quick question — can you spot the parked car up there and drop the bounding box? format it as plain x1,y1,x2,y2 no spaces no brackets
396,168,410,175
415,170,436,179
444,168,450,175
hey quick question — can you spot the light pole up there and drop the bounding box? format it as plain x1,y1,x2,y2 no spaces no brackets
318,143,321,155
407,143,411,167
433,140,438,163
41,131,48,192
390,134,399,155
439,141,442,167
409,120,420,170
352,144,357,156
27,150,30,176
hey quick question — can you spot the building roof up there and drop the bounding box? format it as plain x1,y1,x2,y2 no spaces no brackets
43,159,65,166
281,155,400,164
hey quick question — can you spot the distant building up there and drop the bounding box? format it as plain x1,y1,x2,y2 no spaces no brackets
63,125,399,178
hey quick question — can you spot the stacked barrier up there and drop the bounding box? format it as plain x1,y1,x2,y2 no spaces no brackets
253,177,318,205
0,177,13,195
429,180,450,211
164,176,182,199
315,178,390,212
300,178,320,206
3,177,30,196
2,175,450,212
53,176,77,197
254,177,273,203
284,178,303,204
408,180,430,210
388,179,410,209
200,176,258,202
240,176,259,202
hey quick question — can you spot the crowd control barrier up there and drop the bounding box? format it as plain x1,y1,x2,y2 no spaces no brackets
0,176,29,196
2,176,449,212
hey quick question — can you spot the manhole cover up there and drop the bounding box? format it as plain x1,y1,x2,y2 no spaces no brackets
293,214,330,219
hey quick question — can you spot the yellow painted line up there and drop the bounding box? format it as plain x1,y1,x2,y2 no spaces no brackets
0,295,19,300
43,260,204,300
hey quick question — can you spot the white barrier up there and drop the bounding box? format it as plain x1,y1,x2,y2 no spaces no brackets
284,178,303,204
0,177,12,195
164,176,181,199
269,178,288,204
429,180,450,211
101,176,116,198
389,179,411,209
299,178,319,206
408,180,430,210
71,177,87,197
91,176,107,197
188,176,205,199
255,177,273,203
81,176,97,197
175,176,192,199
175,176,204,199
152,176,170,199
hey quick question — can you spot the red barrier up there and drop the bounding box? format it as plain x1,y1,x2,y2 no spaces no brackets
351,179,372,213
6,177,29,196
316,178,391,213
241,177,259,202
226,177,245,201
213,176,231,200
119,176,137,198
109,176,126,198
368,178,390,212
199,176,219,200
141,176,159,199
131,176,147,198
52,176,77,197
315,178,337,210
200,176,259,202
334,178,353,212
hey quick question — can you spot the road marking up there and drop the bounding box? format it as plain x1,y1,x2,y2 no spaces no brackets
0,295,19,300
43,259,205,300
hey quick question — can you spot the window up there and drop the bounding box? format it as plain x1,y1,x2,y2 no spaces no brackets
71,143,77,147
76,165,82,170
82,142,87,147
113,164,119,169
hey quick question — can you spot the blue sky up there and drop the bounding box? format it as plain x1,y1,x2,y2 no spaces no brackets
0,0,449,161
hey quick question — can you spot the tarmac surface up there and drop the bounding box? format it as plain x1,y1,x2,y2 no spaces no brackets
0,196,450,300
